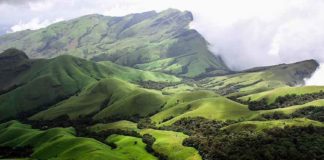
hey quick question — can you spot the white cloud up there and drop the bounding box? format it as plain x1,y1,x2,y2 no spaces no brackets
305,63,324,85
28,0,55,12
8,18,64,33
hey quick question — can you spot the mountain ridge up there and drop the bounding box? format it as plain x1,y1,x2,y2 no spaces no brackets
0,9,229,78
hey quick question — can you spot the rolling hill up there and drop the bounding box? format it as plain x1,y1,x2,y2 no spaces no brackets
0,49,179,121
31,78,166,121
197,59,319,97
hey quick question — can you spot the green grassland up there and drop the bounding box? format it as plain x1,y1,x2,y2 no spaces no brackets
140,129,202,160
260,99,324,116
0,121,128,160
153,97,257,126
89,121,202,160
93,87,165,121
0,120,202,160
222,118,324,133
106,134,157,160
30,78,165,120
152,94,324,126
240,86,324,104
198,59,318,97
163,90,219,109
89,120,138,133
0,49,179,121
161,83,196,94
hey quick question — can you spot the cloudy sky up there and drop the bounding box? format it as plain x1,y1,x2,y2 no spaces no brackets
0,0,323,84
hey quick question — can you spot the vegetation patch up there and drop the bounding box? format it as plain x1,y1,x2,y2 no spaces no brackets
244,91,324,110
175,118,324,160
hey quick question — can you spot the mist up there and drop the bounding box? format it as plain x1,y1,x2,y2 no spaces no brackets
305,63,324,86
0,0,323,85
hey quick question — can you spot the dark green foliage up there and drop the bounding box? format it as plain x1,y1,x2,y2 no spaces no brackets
21,115,142,149
161,117,232,136
142,134,155,149
291,107,324,122
142,134,167,160
0,48,31,93
137,118,156,129
183,125,324,160
247,98,271,110
138,80,180,90
0,146,33,159
161,116,174,123
261,107,324,122
262,111,291,120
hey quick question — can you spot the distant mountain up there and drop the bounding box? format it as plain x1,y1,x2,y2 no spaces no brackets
197,59,319,97
0,9,229,78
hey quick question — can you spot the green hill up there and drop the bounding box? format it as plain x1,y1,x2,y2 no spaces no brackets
222,118,324,133
198,59,318,97
0,9,229,78
0,121,128,160
31,78,166,121
240,86,324,104
0,49,179,121
106,134,157,160
140,129,202,160
152,97,257,126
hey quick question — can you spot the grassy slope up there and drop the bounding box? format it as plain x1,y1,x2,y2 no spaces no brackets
89,120,138,133
240,86,324,104
0,121,127,160
163,90,219,109
162,83,195,94
198,60,318,97
221,118,324,133
140,129,202,160
99,61,180,82
152,91,324,126
31,78,165,120
88,121,202,160
153,97,257,126
106,134,157,160
0,9,228,78
260,99,324,116
0,50,179,121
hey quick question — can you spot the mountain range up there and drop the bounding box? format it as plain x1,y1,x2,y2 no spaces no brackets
0,9,323,160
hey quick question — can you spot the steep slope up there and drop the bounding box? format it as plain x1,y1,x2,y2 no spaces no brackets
0,49,179,121
0,48,35,93
0,9,229,77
